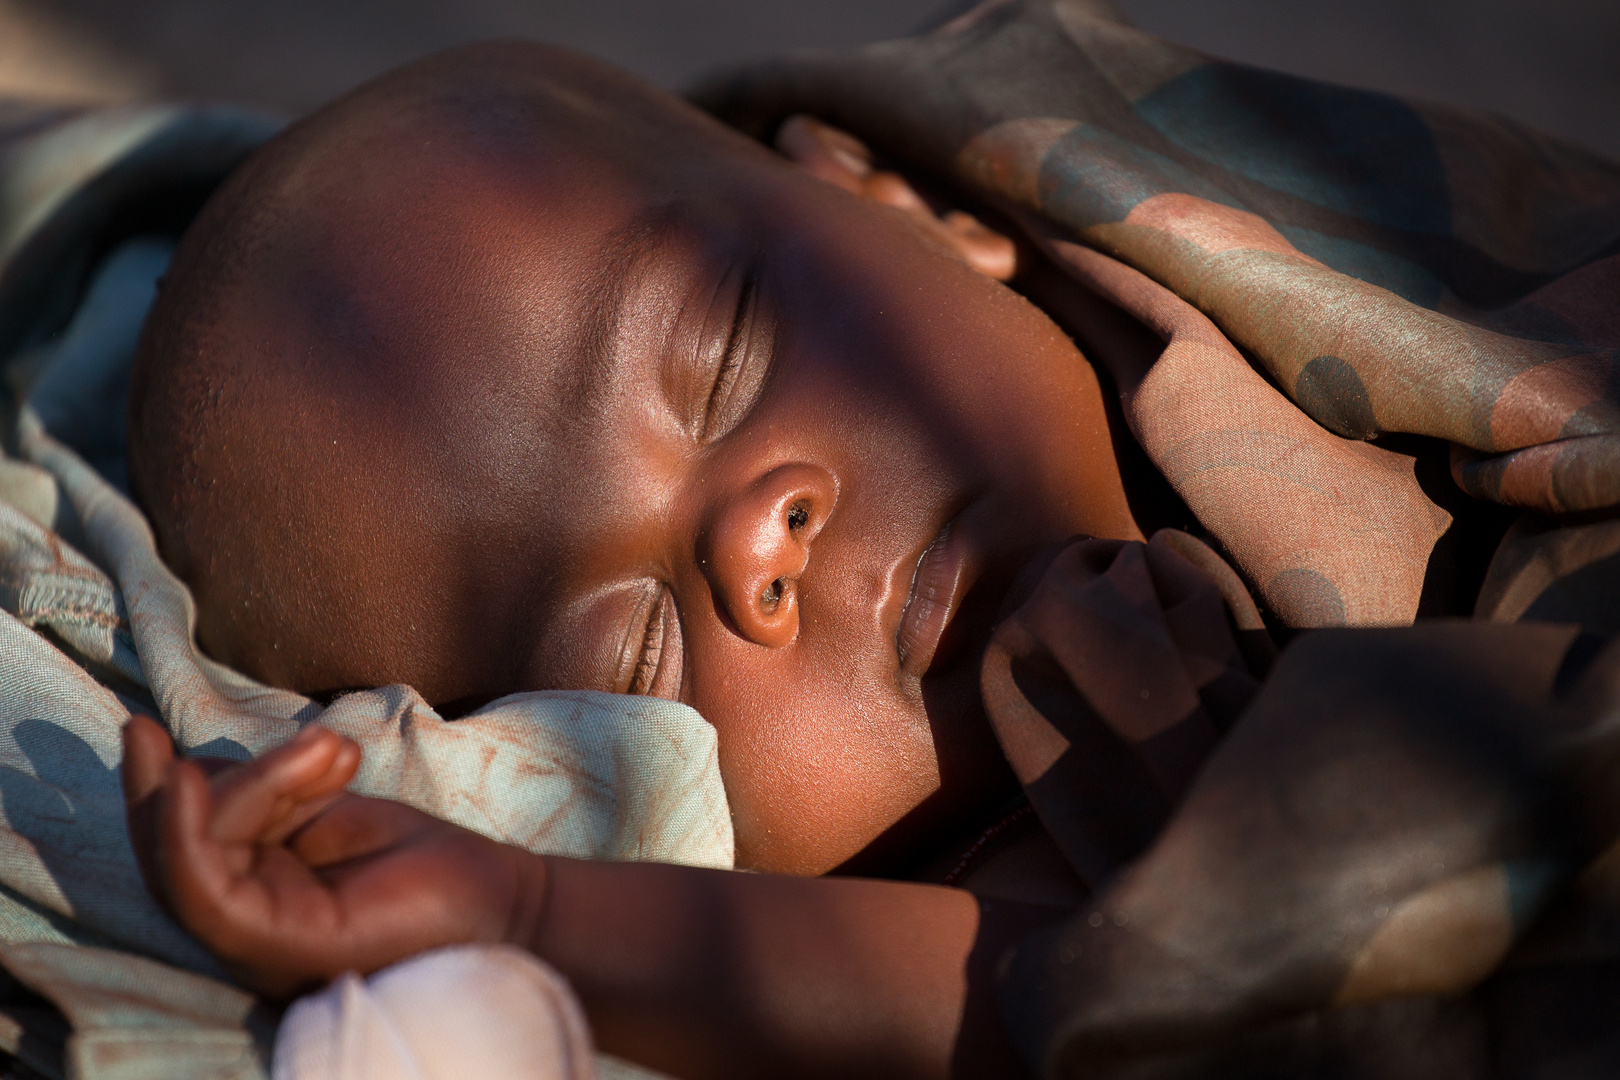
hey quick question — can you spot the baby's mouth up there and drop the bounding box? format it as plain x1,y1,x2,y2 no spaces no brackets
897,510,981,678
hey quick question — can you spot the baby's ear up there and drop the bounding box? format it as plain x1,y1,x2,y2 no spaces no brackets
776,115,1016,281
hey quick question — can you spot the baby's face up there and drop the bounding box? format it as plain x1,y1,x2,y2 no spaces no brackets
156,50,1137,874
494,144,1137,873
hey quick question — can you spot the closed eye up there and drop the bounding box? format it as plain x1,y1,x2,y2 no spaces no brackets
700,262,773,441
628,587,684,700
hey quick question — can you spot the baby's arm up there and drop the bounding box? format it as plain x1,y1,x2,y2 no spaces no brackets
122,717,1036,1079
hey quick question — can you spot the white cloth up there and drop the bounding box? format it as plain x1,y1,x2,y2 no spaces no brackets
273,947,599,1080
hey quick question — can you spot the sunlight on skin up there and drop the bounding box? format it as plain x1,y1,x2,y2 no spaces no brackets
131,43,1138,880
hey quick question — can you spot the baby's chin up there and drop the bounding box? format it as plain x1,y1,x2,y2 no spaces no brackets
809,594,1033,877
822,662,1021,878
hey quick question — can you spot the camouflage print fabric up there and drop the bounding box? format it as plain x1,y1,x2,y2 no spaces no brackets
698,5,1620,1076
695,0,1620,629
980,534,1620,1079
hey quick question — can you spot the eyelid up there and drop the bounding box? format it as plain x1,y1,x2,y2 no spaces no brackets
700,260,774,442
626,586,684,701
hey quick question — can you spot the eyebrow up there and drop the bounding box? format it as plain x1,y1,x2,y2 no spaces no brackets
559,200,686,420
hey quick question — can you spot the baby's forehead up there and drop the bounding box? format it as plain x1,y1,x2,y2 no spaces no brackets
228,65,798,511
129,43,814,703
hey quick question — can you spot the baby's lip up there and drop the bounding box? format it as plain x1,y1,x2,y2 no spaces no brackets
897,506,982,678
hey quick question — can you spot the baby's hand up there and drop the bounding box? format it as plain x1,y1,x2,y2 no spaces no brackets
122,715,544,998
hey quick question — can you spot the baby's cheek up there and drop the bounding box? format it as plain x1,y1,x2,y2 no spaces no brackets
696,657,941,876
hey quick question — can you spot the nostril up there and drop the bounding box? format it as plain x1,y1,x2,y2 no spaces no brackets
700,464,833,647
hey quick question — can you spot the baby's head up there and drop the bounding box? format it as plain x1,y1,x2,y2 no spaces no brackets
130,44,1136,874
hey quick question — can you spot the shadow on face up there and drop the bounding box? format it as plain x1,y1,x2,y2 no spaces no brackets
130,43,1138,874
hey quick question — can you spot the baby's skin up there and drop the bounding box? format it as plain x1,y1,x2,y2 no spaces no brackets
124,714,1040,1078
130,44,1138,878
122,43,1149,1078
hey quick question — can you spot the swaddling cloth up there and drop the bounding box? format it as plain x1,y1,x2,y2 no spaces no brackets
0,143,731,1074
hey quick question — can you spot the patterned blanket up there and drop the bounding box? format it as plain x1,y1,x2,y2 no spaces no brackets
698,3,1620,1076
696,0,1620,631
0,103,725,1080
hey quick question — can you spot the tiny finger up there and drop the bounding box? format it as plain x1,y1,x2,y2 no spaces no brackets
256,735,364,845
210,726,354,844
158,758,236,931
122,713,176,810
776,115,872,193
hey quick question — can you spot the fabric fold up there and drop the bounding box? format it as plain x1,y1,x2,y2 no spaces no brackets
981,531,1268,889
694,0,1620,625
0,101,733,1080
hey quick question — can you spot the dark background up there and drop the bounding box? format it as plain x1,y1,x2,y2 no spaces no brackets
1,0,1616,157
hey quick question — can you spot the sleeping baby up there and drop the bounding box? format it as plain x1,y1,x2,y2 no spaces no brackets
101,1,1620,1078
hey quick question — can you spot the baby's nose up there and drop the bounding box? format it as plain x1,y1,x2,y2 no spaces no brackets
701,464,836,648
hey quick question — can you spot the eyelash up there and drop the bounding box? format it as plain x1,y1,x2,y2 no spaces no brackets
628,587,681,699
700,269,759,441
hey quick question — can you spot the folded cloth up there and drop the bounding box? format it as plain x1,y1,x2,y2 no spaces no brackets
694,0,1620,629
695,9,1620,1069
272,946,596,1080
0,102,729,1080
983,532,1620,1078
271,945,671,1080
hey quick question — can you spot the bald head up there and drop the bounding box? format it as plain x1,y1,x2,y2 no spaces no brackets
130,43,762,704
129,29,1153,873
